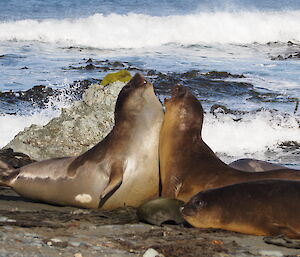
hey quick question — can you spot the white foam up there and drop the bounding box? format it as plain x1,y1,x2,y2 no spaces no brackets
0,11,299,48
0,112,55,148
0,86,74,148
202,111,300,158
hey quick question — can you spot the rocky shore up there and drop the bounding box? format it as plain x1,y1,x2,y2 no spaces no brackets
1,183,300,257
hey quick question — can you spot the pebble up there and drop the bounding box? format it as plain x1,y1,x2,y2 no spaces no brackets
0,216,8,222
71,209,91,215
74,253,83,257
143,248,165,257
50,238,62,243
69,241,81,247
259,250,283,257
47,241,53,246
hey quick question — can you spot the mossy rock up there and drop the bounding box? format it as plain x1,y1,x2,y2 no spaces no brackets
101,70,132,86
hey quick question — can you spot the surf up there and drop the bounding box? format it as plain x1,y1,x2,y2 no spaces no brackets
0,11,300,48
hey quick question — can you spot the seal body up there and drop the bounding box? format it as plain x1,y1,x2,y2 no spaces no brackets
1,73,164,209
160,85,300,202
182,179,300,238
229,158,289,172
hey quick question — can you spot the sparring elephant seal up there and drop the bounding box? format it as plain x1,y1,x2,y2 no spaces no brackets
159,84,300,202
0,73,164,209
181,179,300,238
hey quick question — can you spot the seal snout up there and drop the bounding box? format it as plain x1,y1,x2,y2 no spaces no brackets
130,73,147,87
180,205,197,217
171,84,187,99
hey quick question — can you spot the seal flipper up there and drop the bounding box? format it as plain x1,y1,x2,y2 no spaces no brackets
173,176,183,198
164,175,182,198
270,223,300,239
0,160,18,186
0,160,13,172
98,162,124,208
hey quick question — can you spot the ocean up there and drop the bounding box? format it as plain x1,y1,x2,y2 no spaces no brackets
0,0,299,167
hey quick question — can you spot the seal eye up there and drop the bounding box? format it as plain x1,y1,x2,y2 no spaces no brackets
193,198,205,208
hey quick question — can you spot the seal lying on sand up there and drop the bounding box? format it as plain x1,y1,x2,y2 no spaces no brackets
229,158,289,172
159,85,300,202
0,73,164,209
181,179,300,238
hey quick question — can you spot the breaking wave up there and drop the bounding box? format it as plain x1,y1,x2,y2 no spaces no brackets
203,111,300,161
0,10,300,48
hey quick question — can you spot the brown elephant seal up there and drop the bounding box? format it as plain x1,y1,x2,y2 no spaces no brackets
137,197,185,226
229,158,289,172
0,73,164,209
181,179,300,238
159,85,300,202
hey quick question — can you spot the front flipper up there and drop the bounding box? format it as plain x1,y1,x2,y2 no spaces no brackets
0,160,19,186
264,223,300,241
98,162,124,208
271,223,300,239
163,175,182,198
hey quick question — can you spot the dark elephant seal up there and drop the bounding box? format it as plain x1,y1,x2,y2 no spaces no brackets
137,197,185,226
0,73,164,209
229,158,289,172
159,85,300,202
181,179,300,238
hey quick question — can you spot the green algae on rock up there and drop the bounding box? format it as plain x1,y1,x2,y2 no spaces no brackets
100,70,132,86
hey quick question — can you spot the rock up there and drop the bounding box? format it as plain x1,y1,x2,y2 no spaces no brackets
203,71,245,79
0,80,95,109
4,81,126,161
143,248,165,257
258,250,283,257
271,52,300,60
100,70,132,86
181,70,200,79
112,61,125,67
85,63,96,70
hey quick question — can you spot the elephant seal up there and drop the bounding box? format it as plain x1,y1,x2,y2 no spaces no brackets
229,158,290,172
181,179,300,238
159,85,300,202
137,197,185,226
0,73,164,209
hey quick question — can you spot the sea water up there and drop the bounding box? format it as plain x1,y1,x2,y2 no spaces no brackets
0,0,299,167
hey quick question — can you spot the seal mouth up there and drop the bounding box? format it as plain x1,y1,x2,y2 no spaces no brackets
180,206,197,217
